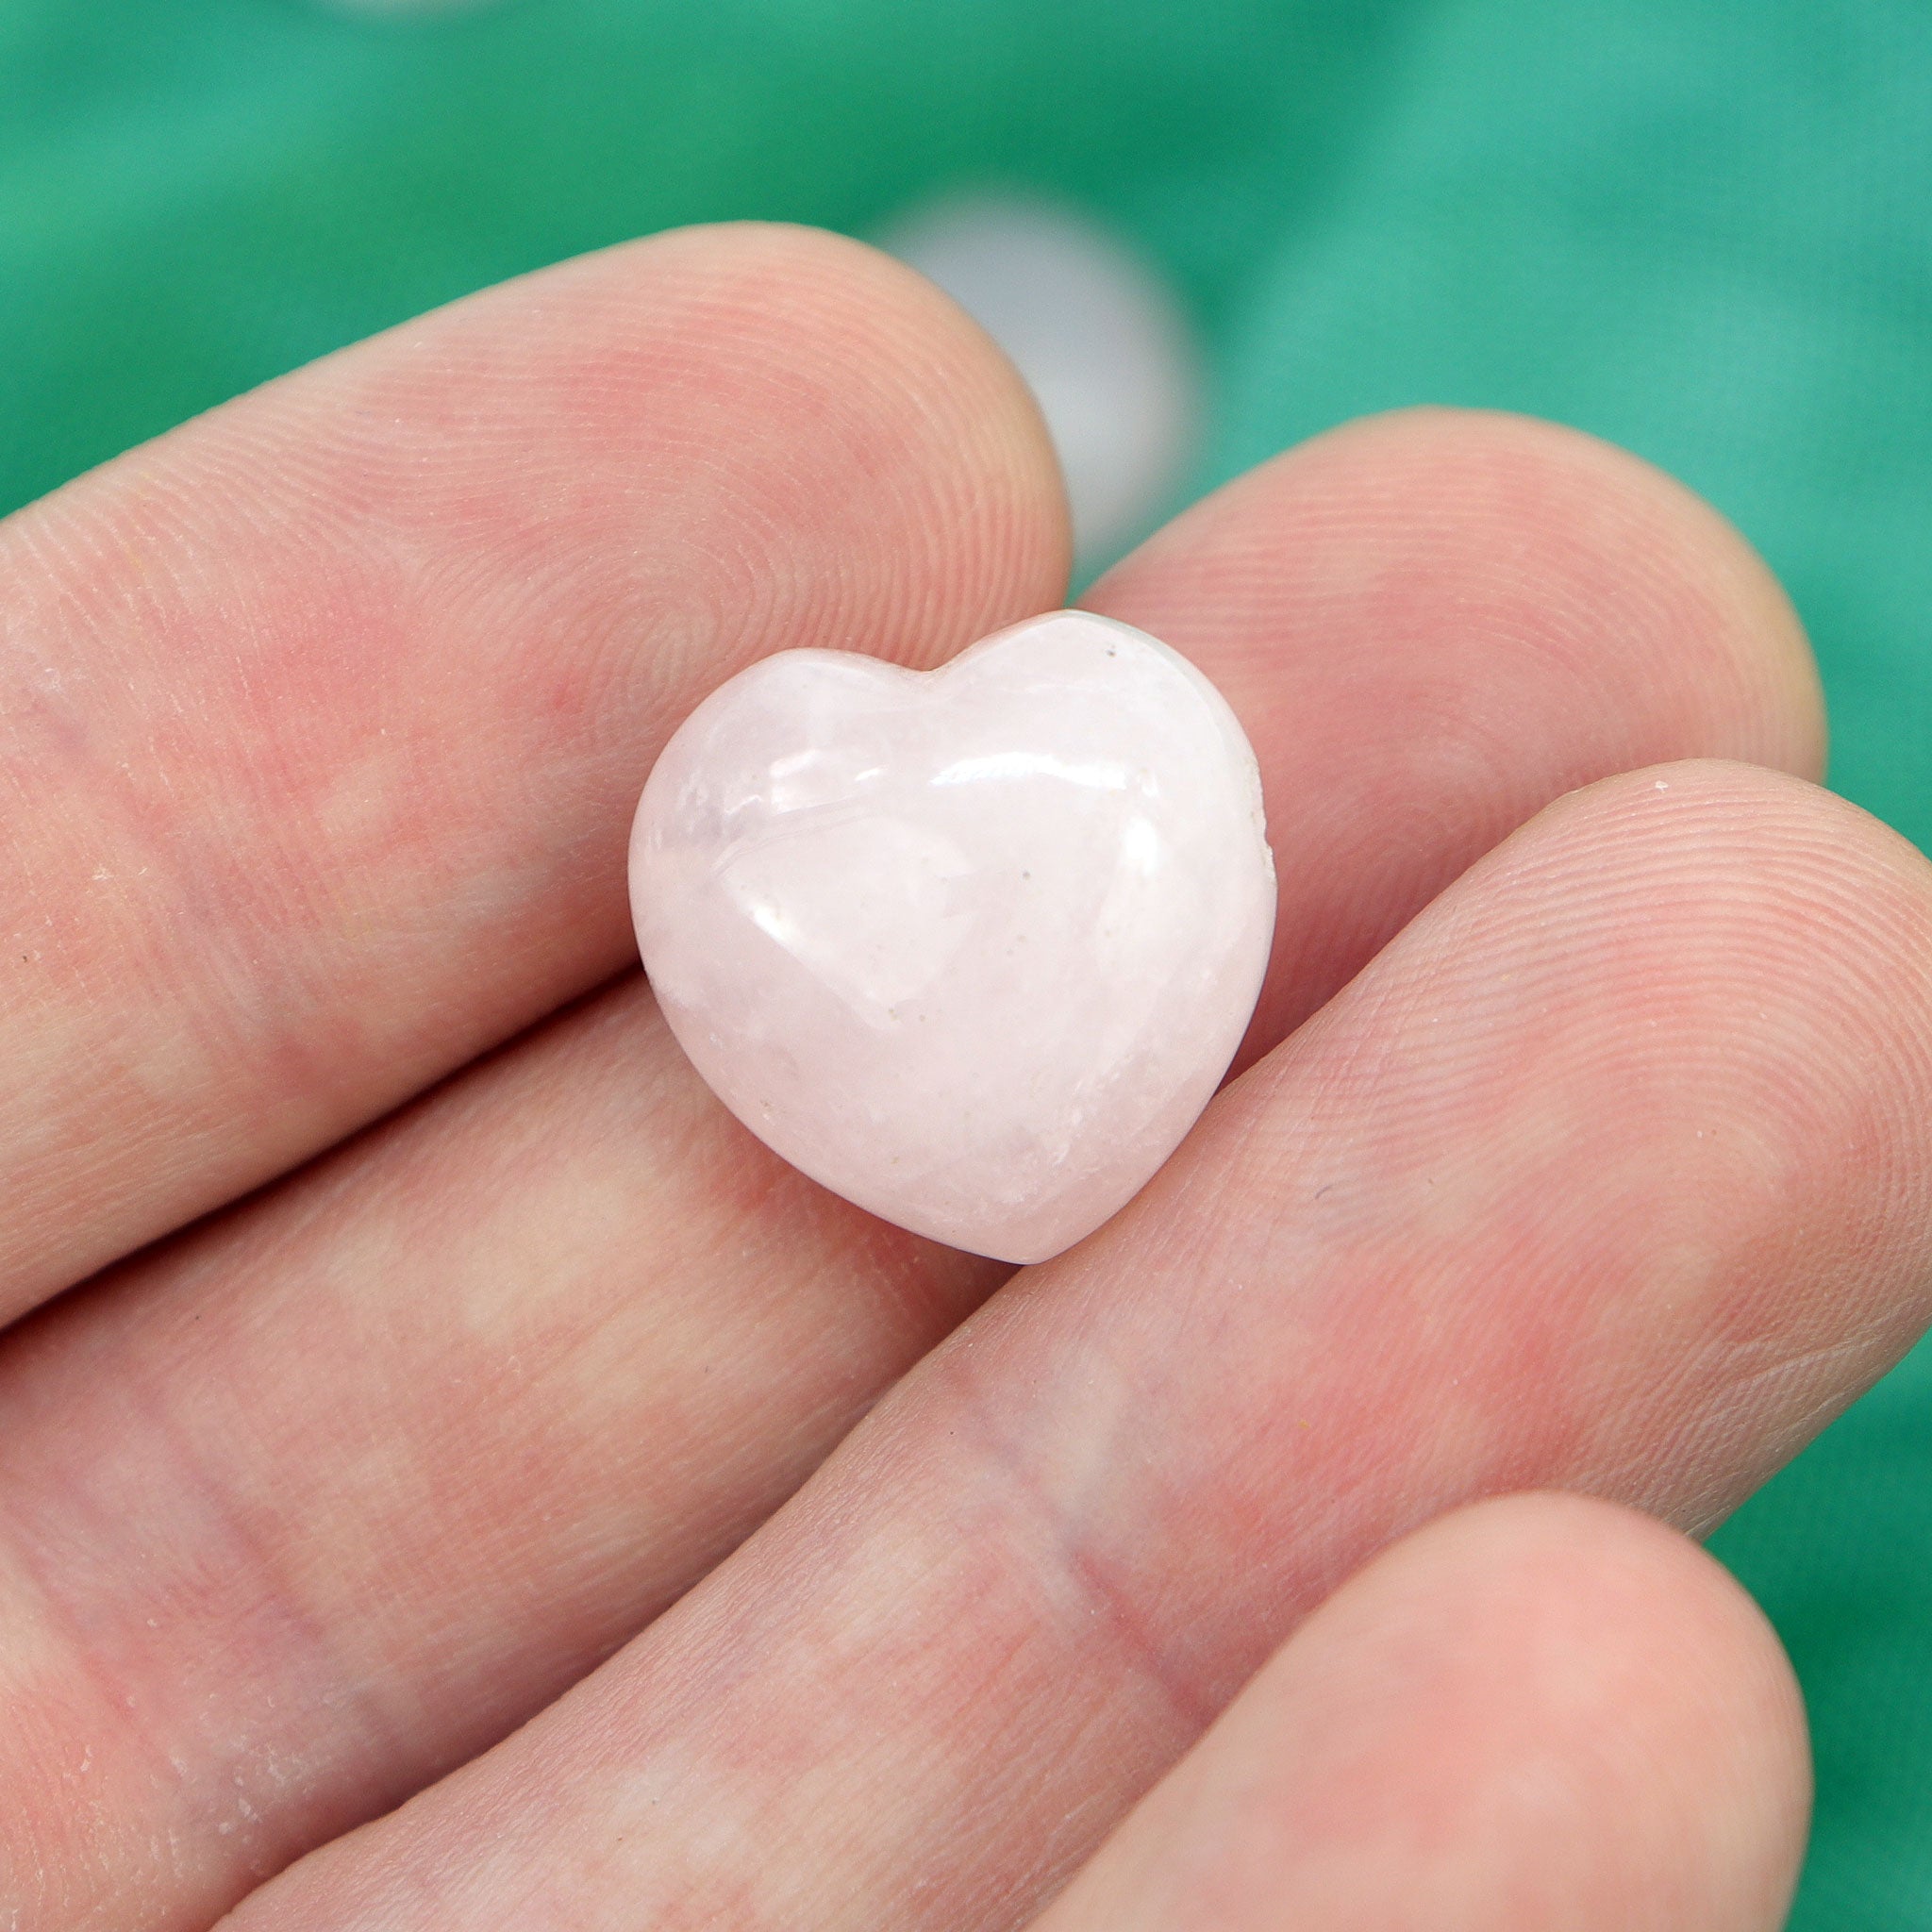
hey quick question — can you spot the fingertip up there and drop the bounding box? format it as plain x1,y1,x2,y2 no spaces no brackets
628,220,1075,618
1085,405,1827,1057
1387,1489,1811,1815
1539,753,1929,895
1099,403,1824,783
1037,1490,1809,1932
0,215,1074,1328
1297,407,1826,783
1315,1491,1812,1930
1506,760,1932,1079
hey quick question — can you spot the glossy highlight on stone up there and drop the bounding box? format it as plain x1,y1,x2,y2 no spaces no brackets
629,610,1276,1263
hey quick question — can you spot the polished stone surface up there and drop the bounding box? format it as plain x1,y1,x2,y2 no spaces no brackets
630,610,1275,1262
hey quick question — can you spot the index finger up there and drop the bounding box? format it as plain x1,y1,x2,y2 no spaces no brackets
0,221,1066,1327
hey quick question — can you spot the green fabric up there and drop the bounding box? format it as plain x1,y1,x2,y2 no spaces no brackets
4,2,1930,1920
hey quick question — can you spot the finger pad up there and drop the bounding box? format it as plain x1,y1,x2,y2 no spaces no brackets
1089,407,1826,1055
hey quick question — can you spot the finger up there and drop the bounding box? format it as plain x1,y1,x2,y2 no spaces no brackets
1087,405,1825,1059
0,219,1067,1328
0,417,1826,1931
0,980,1005,1932
1030,1493,1808,1932
221,761,1932,1932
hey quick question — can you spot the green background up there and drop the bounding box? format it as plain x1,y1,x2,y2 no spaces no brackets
5,1,1930,1920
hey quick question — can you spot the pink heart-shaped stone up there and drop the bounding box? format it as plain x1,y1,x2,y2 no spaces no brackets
629,609,1275,1262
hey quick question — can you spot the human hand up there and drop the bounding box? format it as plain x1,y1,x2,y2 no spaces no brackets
1,224,1925,1932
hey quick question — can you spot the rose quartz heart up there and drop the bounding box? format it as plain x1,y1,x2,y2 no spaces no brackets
629,609,1275,1262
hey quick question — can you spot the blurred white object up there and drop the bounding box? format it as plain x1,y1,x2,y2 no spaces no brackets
882,193,1203,575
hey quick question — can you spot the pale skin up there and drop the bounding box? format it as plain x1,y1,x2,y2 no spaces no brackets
1,221,1928,1932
